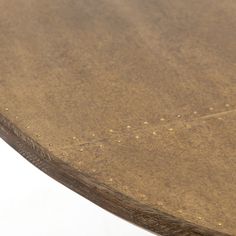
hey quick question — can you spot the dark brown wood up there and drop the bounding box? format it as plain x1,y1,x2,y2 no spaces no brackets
0,0,235,235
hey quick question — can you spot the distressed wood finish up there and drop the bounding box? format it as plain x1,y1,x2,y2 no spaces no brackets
0,0,235,235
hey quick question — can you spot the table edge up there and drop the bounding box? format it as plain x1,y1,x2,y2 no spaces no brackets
0,112,230,236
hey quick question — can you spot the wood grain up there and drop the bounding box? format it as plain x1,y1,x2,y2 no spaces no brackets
0,0,235,235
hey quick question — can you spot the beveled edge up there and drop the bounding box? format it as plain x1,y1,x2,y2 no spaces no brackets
0,113,230,236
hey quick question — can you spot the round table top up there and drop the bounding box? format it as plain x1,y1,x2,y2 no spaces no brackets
0,0,235,235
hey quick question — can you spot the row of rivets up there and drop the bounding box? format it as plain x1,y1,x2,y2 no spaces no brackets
3,104,233,152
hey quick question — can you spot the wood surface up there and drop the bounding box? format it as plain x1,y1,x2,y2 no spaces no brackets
0,0,235,235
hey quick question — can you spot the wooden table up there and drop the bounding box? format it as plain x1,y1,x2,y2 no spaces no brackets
0,1,235,235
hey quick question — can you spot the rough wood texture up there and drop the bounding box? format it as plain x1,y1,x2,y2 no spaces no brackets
0,0,235,235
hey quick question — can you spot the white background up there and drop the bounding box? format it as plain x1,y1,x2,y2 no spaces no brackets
0,138,155,236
